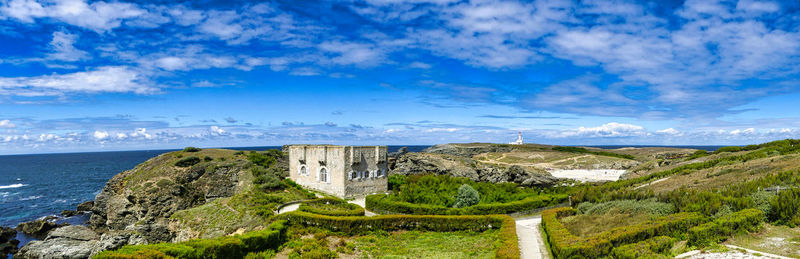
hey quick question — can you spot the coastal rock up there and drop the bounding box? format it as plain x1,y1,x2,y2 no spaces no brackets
61,210,79,217
87,151,251,245
76,201,93,212
15,225,102,259
390,153,557,186
423,143,515,158
1,226,19,258
16,220,65,240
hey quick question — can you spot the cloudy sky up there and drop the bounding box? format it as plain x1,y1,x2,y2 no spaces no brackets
0,0,798,154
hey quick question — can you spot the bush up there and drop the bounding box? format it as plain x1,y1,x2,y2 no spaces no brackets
367,193,568,215
203,156,213,162
254,174,283,190
454,184,480,208
611,236,674,259
284,212,519,259
577,199,675,216
688,150,709,160
96,220,288,259
175,156,201,167
297,198,365,217
688,208,763,247
183,147,202,152
770,188,800,227
542,208,704,258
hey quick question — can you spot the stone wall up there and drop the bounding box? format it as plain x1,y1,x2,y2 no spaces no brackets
289,145,388,198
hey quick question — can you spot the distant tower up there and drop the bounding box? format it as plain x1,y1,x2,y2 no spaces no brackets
510,131,524,145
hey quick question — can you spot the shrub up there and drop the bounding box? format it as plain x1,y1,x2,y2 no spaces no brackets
387,174,405,191
611,236,674,259
578,199,675,216
770,188,800,227
183,147,201,152
542,208,704,258
367,193,568,215
254,174,283,190
203,156,213,162
688,150,709,160
454,184,480,208
96,220,288,259
688,208,763,247
284,212,519,259
175,156,201,167
297,198,365,217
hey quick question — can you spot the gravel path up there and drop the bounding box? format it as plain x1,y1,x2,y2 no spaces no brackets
276,203,300,214
515,215,549,259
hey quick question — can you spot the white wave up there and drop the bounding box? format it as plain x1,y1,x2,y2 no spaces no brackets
0,183,26,189
19,195,43,201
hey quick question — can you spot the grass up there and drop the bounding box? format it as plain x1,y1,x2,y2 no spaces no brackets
726,223,800,258
351,230,500,259
560,210,657,238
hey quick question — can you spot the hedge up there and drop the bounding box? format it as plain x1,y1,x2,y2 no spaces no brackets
366,193,568,215
611,236,674,259
688,208,763,247
541,207,704,258
285,211,519,259
94,220,288,259
297,198,365,216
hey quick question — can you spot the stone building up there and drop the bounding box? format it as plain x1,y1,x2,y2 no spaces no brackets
288,145,388,198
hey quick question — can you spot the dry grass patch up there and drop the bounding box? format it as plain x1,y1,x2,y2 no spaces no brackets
560,210,656,238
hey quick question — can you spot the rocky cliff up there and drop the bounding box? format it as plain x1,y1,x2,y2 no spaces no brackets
390,152,558,187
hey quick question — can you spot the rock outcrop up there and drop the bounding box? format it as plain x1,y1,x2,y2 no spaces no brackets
16,219,65,240
16,226,103,259
87,151,250,244
390,153,557,186
1,226,19,258
423,143,516,158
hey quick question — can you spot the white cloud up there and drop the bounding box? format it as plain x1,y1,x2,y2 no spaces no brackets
730,128,756,135
554,122,646,138
656,128,681,136
93,130,109,140
0,66,154,96
47,30,88,62
209,125,227,136
0,0,146,32
0,120,15,128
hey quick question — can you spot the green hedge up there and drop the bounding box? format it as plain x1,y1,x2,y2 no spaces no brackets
611,236,674,259
285,211,519,259
366,193,568,215
94,220,288,259
541,207,704,258
297,198,365,216
688,208,763,247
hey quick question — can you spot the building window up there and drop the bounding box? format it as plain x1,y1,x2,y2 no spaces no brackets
299,165,307,176
351,171,357,180
319,168,328,183
377,169,384,177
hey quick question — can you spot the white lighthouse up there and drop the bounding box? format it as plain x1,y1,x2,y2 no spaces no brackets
509,131,524,145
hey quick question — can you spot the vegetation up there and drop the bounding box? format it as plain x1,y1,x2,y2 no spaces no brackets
284,211,520,259
552,146,635,160
297,198,365,217
183,147,202,152
688,208,764,246
352,230,500,259
771,188,800,227
174,156,201,167
542,207,704,258
454,184,480,208
611,236,674,259
95,220,288,259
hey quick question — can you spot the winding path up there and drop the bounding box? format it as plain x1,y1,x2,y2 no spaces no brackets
515,215,549,259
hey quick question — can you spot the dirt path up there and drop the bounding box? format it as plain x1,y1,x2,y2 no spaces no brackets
515,215,549,259
277,203,300,214
675,244,794,259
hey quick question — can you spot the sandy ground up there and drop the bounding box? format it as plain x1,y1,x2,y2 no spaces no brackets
676,245,795,259
549,169,627,182
277,203,300,214
515,215,549,259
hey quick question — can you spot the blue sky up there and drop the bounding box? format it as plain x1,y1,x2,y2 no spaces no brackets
0,0,799,154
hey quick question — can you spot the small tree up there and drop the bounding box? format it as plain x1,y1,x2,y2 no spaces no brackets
454,184,480,208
